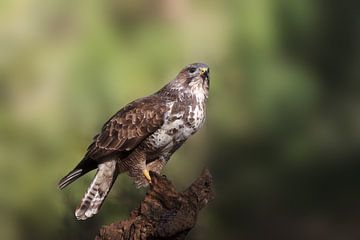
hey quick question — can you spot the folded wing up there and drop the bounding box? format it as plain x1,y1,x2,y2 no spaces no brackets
58,96,166,189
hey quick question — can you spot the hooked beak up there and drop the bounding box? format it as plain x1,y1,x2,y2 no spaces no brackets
199,67,209,80
199,67,210,90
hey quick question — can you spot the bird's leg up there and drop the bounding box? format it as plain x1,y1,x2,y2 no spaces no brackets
142,158,167,185
146,158,166,174
142,169,152,184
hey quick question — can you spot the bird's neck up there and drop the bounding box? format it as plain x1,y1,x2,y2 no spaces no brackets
158,82,208,104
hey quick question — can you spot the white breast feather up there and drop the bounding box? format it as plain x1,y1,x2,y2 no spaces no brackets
150,86,206,154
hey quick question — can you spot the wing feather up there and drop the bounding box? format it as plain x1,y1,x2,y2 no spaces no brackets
85,97,166,161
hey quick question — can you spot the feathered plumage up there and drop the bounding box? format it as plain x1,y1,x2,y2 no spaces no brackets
58,63,210,220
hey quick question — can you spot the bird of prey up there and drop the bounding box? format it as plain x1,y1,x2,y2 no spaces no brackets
58,63,210,220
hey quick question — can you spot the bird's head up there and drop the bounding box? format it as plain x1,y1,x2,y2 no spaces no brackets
173,63,210,93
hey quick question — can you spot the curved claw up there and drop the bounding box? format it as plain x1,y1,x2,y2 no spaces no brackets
143,169,152,184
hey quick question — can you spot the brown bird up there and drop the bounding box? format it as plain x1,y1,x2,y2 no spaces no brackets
58,63,210,220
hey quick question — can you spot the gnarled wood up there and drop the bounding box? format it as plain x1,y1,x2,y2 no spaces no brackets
95,168,214,240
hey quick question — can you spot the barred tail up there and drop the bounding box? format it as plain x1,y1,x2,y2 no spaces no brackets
75,160,117,220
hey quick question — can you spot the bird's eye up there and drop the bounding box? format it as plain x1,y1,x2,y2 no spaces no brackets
188,67,196,74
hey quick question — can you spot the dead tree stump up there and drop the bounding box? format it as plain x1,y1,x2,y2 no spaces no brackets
95,168,214,240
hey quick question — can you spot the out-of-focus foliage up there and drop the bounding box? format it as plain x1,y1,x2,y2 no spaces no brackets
0,0,359,239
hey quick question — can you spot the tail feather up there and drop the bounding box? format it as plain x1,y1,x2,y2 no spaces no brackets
58,158,97,190
58,169,83,190
75,160,117,220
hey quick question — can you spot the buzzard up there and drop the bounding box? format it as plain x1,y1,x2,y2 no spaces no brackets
58,63,210,220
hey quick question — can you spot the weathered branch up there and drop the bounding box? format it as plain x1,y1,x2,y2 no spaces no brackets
95,168,214,240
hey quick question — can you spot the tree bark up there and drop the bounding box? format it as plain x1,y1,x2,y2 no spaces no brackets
95,168,214,240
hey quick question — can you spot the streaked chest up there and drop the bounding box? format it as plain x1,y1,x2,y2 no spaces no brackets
148,93,206,151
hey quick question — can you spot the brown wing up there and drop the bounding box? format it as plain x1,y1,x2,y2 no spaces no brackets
58,96,166,189
85,96,166,160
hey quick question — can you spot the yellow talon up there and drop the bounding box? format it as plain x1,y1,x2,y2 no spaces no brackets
143,169,152,183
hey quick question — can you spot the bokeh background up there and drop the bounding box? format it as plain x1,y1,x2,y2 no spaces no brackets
1,0,359,239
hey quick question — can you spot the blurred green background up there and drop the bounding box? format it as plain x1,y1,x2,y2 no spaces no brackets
0,0,359,239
